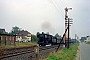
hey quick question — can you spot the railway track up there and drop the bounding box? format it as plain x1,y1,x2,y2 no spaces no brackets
39,45,58,50
0,45,63,60
0,46,35,59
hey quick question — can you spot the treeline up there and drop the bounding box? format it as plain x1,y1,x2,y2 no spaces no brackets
0,26,62,42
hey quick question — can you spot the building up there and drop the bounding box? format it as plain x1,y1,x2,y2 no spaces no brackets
16,30,31,42
71,39,79,43
0,29,16,45
80,37,87,42
0,29,7,34
0,34,16,45
84,36,90,42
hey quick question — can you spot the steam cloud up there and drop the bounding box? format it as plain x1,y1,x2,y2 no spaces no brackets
41,21,55,34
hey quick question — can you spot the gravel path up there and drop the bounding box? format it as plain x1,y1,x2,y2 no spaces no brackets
74,44,80,60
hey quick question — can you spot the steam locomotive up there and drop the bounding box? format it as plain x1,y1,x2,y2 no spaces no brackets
37,32,64,46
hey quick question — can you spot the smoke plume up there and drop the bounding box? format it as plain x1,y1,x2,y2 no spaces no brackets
41,21,55,34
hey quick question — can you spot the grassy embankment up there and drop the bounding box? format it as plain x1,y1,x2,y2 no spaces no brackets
0,42,37,55
0,42,37,53
46,43,79,60
85,42,90,45
0,42,37,49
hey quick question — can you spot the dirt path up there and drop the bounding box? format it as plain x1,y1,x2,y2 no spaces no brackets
74,44,80,60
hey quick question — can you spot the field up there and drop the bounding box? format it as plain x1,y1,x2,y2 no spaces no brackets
46,43,79,60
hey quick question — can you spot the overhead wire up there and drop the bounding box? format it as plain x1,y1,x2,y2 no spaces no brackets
43,0,64,21
44,0,65,21
51,0,64,18
44,0,75,35
63,0,75,38
51,0,77,48
61,0,67,7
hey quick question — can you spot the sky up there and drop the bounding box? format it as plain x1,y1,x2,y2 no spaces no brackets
0,0,90,38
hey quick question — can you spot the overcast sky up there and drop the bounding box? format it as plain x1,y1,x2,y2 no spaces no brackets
0,0,90,38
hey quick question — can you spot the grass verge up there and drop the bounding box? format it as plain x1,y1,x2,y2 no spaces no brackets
0,42,37,55
46,43,79,60
0,42,37,49
85,42,90,45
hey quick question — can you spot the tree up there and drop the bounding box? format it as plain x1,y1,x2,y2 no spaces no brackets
9,26,21,35
0,31,3,34
46,32,49,34
55,33,59,37
59,35,62,39
36,32,40,36
31,34,38,42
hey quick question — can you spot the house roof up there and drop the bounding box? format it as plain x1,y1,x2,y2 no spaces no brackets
0,29,5,32
0,29,5,31
16,30,31,36
0,29,8,34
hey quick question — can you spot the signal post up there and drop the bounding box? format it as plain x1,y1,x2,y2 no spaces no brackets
64,7,72,48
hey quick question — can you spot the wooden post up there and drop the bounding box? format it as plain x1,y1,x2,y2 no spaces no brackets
0,36,1,46
34,44,39,60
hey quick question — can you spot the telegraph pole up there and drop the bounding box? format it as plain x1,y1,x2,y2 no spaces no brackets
67,18,70,48
75,34,77,43
64,7,68,47
56,7,73,51
67,18,73,48
0,36,1,46
64,7,72,48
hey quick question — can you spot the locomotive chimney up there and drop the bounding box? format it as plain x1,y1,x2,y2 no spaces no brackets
42,32,44,34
